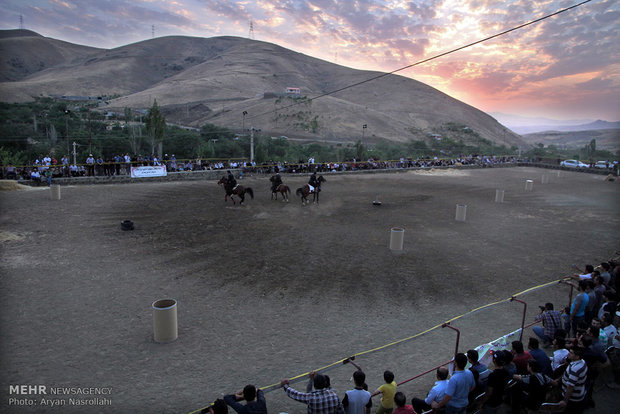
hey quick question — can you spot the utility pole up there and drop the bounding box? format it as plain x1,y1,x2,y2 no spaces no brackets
64,109,71,156
72,142,77,165
250,126,255,164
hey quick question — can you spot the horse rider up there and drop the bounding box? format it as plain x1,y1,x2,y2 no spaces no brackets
271,173,283,193
308,171,318,193
227,170,237,191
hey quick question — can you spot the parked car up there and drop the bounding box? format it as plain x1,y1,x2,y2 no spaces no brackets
594,161,610,169
560,159,589,168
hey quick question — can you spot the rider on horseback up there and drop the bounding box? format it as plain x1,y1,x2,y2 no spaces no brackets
308,171,318,193
271,173,283,193
227,170,237,192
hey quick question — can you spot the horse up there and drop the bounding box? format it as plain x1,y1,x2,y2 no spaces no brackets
271,184,291,202
217,177,254,205
296,175,326,205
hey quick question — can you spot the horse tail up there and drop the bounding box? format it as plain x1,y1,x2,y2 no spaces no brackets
296,188,303,197
246,188,254,199
285,186,290,194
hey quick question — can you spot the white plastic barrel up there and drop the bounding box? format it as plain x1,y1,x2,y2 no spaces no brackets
495,189,504,203
152,299,178,343
455,204,467,221
389,228,404,251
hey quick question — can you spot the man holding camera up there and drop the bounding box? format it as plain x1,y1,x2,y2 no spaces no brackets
534,302,562,347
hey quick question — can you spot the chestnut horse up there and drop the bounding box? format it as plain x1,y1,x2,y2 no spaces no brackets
271,184,291,202
295,175,326,205
217,177,254,205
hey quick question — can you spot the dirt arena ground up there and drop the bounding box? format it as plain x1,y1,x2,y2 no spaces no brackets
1,166,619,413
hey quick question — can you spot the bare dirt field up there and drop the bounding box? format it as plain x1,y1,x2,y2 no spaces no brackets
1,167,619,413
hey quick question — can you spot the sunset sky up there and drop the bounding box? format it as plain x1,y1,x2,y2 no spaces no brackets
1,0,618,124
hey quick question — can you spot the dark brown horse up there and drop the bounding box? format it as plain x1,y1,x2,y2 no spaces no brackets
296,175,326,205
271,184,291,202
218,177,254,205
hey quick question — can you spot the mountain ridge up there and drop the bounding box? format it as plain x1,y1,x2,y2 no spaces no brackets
0,30,527,148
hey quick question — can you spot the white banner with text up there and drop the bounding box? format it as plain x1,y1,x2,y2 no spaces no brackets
130,166,167,178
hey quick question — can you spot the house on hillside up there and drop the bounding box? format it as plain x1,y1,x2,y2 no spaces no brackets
285,87,300,96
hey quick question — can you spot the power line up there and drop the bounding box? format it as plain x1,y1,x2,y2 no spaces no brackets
246,0,593,121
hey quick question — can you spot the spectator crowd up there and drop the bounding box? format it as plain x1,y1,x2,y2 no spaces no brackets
199,257,619,413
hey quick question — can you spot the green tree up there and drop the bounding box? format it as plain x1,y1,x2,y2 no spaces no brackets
354,140,365,160
144,99,166,157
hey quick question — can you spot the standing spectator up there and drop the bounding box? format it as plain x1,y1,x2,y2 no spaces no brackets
533,302,562,347
124,153,132,174
342,370,372,414
511,341,532,375
96,155,104,176
61,154,69,177
392,392,415,414
551,347,588,413
114,154,122,175
432,353,476,414
599,262,612,285
569,280,590,336
281,373,343,414
86,154,95,176
592,276,607,317
223,384,266,414
410,367,448,413
374,370,396,414
528,337,553,376
573,264,594,280
584,280,597,324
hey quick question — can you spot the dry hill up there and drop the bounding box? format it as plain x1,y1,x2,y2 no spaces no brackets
521,128,620,152
0,30,526,148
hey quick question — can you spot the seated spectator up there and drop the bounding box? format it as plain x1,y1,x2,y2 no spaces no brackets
432,353,476,414
591,318,608,347
392,392,415,414
511,341,532,375
467,349,490,389
342,370,372,414
410,367,448,413
30,170,41,183
476,350,510,413
5,164,17,179
527,337,553,376
580,335,607,408
223,384,267,414
511,359,551,412
598,290,617,321
281,373,343,414
201,398,228,414
601,313,618,349
551,336,570,378
533,302,562,347
501,350,517,377
374,370,396,414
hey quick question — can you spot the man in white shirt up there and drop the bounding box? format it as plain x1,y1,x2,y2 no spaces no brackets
411,367,449,413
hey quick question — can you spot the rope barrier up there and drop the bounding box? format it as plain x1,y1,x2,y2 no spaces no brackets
188,277,567,413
